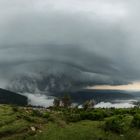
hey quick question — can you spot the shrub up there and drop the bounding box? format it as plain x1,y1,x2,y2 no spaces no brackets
43,112,50,119
113,109,131,116
31,110,43,117
65,113,81,122
22,115,35,122
12,106,18,112
104,115,129,134
132,114,140,128
80,111,104,121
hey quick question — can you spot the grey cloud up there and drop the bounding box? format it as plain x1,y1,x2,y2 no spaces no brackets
0,0,139,93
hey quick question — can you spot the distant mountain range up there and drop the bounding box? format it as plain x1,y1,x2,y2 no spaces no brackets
0,87,136,107
52,89,135,104
0,88,27,106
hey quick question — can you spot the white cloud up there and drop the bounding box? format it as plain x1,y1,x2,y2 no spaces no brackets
95,101,135,108
23,93,54,107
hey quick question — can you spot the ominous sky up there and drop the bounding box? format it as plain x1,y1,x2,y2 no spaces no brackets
0,0,140,91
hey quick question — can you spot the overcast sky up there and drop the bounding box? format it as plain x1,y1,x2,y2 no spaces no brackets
0,0,140,89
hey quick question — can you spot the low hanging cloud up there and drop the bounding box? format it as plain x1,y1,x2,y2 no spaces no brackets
0,0,140,93
95,101,135,108
24,93,54,107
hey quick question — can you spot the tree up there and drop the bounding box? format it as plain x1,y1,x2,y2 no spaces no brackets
83,100,95,110
53,98,60,108
90,99,96,108
61,94,71,108
134,101,140,108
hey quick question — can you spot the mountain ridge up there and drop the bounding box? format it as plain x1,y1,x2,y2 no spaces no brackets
0,88,27,106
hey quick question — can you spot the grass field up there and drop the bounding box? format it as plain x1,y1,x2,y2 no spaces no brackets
0,105,140,140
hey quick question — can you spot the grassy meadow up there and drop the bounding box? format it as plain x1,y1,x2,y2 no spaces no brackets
0,105,140,140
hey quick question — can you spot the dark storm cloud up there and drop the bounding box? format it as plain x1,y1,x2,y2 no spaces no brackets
0,0,139,91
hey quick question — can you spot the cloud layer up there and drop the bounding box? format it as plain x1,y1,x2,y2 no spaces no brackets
0,0,140,92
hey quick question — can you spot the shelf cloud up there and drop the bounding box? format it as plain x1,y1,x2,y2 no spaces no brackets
0,0,140,93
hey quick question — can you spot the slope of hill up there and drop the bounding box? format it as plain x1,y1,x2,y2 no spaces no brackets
0,88,27,106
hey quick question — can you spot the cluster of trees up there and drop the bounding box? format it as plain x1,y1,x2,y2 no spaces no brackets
53,94,71,108
53,94,95,109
